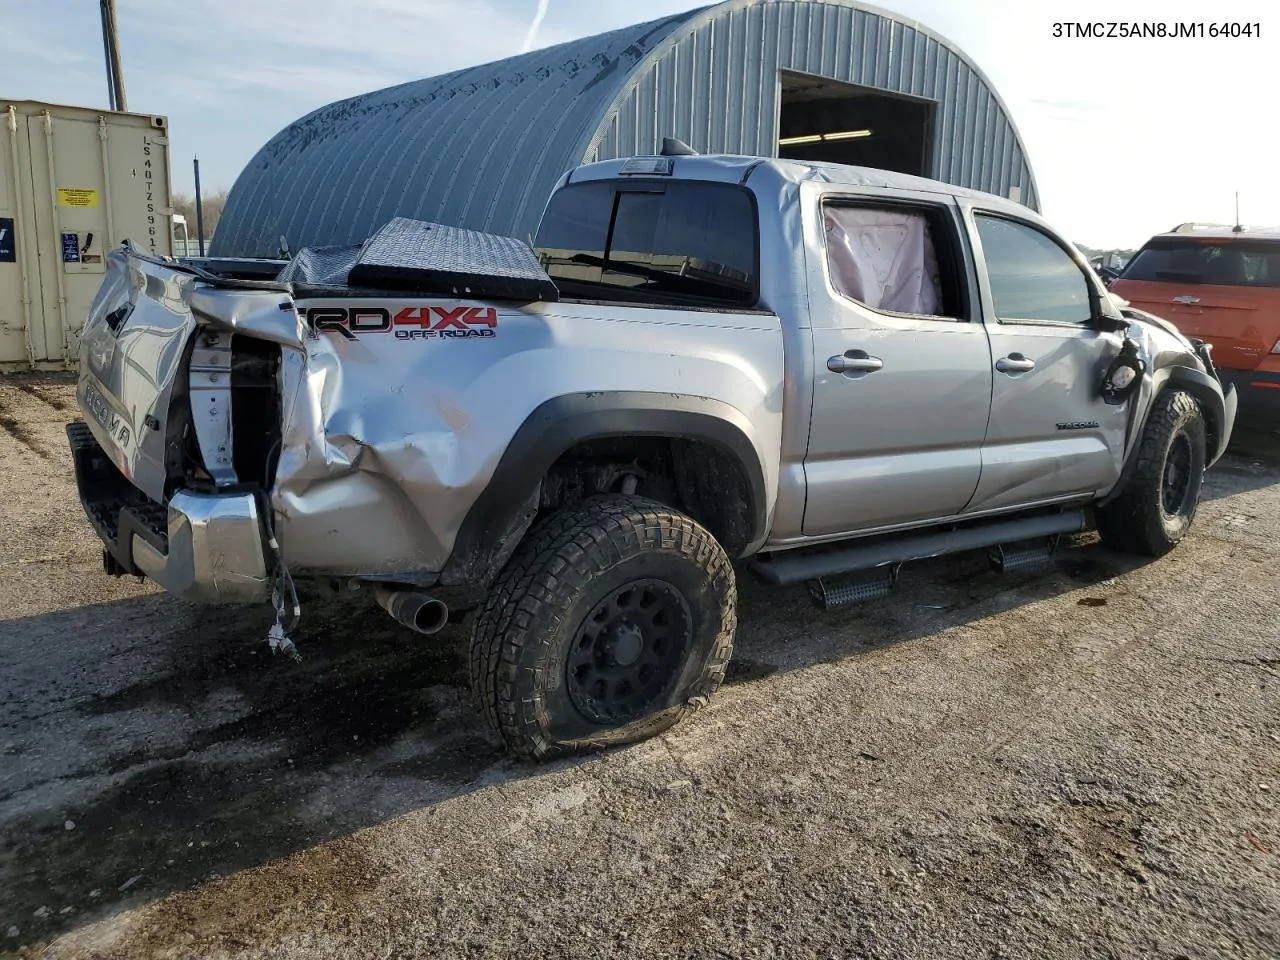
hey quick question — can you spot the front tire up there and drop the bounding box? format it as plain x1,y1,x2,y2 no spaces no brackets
469,495,736,760
1097,389,1207,556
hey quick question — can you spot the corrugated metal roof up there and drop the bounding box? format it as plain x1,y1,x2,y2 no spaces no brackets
213,0,1039,258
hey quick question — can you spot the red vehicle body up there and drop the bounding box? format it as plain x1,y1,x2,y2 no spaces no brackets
1110,225,1280,420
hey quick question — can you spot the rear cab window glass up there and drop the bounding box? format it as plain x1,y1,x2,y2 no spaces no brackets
534,180,758,308
822,204,966,319
974,215,1092,324
1121,239,1280,288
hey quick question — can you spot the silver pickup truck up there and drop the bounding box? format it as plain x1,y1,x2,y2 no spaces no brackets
69,153,1236,759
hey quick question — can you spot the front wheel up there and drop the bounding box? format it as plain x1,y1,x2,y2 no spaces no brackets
1097,389,1207,556
468,495,737,760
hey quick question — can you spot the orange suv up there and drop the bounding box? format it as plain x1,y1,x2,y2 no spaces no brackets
1109,224,1280,421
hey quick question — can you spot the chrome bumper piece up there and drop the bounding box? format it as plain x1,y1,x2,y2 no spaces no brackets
131,491,270,604
68,421,270,604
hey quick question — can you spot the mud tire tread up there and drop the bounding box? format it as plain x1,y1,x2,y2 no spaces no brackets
468,495,736,760
1097,389,1206,556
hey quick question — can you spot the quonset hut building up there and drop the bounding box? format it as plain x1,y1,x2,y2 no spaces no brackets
211,0,1038,257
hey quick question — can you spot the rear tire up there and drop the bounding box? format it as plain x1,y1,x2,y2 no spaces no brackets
1097,389,1206,556
468,495,736,760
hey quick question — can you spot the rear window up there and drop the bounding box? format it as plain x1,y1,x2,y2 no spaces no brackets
1120,239,1280,287
534,180,758,308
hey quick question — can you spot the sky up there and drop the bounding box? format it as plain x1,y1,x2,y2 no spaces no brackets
2,0,1276,248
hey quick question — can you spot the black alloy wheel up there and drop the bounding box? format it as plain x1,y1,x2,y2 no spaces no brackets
565,579,693,725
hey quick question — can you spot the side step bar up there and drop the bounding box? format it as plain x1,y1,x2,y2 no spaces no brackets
808,567,900,610
988,538,1060,573
751,511,1088,587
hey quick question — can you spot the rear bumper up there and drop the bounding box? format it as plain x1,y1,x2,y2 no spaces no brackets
1219,369,1280,422
67,421,270,604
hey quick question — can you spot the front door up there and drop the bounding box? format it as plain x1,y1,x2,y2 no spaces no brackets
964,210,1128,514
802,193,993,536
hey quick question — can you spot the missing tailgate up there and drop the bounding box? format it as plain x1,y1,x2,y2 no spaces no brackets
230,335,282,489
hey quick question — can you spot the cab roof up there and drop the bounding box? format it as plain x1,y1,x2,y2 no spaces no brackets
1155,223,1280,242
567,154,1031,217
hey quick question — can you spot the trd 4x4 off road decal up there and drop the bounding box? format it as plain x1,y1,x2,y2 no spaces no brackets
301,305,498,341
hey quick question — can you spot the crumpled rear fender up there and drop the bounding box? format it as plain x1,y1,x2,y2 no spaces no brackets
268,299,784,584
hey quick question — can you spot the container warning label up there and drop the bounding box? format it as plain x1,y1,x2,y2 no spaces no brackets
57,187,99,208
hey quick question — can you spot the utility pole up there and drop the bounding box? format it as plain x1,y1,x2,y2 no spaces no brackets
99,0,128,112
194,157,207,257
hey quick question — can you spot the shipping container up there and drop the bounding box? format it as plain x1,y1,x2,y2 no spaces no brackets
0,99,173,369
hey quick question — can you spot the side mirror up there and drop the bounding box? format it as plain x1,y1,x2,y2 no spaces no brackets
1092,313,1129,334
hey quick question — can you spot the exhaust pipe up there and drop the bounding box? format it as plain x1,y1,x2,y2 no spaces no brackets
375,586,450,635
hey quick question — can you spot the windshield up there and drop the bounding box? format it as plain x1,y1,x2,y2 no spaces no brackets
1120,238,1280,287
534,179,758,307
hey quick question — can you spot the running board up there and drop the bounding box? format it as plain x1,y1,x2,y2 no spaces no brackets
751,511,1087,587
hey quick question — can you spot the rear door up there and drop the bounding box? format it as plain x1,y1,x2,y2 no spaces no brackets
801,190,993,536
964,209,1127,514
1110,237,1280,369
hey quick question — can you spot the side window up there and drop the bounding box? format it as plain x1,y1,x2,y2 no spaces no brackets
823,204,962,319
974,215,1092,324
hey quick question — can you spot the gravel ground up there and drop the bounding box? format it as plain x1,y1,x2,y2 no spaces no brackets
0,374,1277,960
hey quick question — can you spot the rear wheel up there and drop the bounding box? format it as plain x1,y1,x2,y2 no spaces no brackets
469,495,736,760
1097,389,1206,556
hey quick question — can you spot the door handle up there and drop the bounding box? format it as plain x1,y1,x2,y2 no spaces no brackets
995,353,1036,375
827,350,884,375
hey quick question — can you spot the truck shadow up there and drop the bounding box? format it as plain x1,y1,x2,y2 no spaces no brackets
0,535,1167,948
1200,425,1280,501
726,536,1154,685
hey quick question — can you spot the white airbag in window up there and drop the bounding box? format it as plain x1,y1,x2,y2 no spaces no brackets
824,207,942,316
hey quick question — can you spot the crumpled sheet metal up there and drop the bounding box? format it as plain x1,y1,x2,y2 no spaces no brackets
267,296,785,583
271,342,461,580
83,245,782,589
78,250,198,502
78,247,299,503
187,286,303,346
